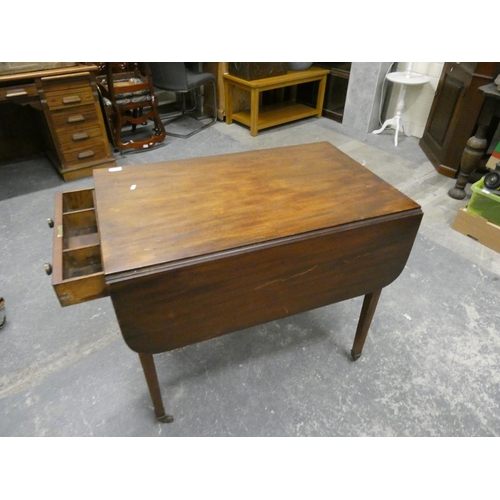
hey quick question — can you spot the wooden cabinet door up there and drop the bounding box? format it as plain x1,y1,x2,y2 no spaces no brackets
420,62,500,178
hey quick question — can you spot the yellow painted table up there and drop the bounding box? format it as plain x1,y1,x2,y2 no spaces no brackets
224,66,329,136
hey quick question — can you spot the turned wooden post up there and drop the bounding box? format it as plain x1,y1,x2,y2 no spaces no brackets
449,84,500,200
448,125,490,199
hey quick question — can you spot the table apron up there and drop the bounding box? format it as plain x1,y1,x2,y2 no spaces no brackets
227,75,327,93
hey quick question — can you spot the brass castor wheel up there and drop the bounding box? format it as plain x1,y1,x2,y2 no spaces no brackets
157,414,174,423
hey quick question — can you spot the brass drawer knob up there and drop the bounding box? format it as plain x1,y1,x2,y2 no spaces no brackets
44,263,53,276
47,218,54,228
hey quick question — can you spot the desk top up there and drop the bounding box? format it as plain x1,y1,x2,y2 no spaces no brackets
93,142,420,278
0,63,98,85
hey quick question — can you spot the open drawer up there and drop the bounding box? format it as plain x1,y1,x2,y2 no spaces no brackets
49,188,109,306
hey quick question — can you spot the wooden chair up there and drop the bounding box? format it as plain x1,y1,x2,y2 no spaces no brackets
96,63,166,151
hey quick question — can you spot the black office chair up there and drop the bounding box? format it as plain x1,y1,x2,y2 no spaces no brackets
148,62,217,138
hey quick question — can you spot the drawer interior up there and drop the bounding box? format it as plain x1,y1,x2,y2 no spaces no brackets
63,210,99,250
60,189,102,279
63,245,103,279
52,188,108,307
62,188,95,212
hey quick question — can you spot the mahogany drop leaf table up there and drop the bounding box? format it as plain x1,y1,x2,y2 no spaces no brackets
48,142,422,422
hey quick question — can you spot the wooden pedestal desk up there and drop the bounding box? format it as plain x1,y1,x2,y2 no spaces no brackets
48,142,422,422
0,64,115,181
224,66,329,136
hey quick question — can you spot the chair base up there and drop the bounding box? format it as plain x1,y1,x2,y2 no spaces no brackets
159,82,217,139
161,114,217,139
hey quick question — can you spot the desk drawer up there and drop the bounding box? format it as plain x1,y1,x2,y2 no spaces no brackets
60,141,110,166
49,188,108,307
41,73,97,111
49,103,114,171
57,126,105,149
0,83,38,103
51,104,101,133
44,85,95,111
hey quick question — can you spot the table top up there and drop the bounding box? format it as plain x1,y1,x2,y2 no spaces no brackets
386,71,430,86
93,142,420,278
223,66,329,88
0,63,97,85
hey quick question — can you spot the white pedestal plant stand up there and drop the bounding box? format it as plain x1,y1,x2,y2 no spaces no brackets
373,66,429,146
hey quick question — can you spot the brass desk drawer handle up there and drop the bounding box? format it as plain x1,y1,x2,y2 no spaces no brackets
78,150,95,159
6,89,28,98
72,132,89,141
62,95,81,105
67,114,85,124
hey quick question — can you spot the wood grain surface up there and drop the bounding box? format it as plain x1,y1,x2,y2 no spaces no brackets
110,212,422,353
93,142,420,278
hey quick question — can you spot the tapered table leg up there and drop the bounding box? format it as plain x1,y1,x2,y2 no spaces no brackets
138,353,174,423
351,289,382,361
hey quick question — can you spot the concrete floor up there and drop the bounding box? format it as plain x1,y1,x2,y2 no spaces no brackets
1,116,500,437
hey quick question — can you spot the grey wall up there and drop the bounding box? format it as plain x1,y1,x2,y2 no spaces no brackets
342,62,393,133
